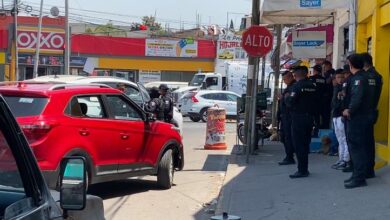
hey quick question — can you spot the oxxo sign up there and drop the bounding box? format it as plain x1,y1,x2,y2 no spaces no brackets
241,26,273,57
17,31,65,51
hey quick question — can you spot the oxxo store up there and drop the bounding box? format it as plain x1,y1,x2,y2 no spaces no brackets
70,35,216,83
17,27,65,80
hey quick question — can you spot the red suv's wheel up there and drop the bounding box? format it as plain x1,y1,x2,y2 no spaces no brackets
157,149,174,189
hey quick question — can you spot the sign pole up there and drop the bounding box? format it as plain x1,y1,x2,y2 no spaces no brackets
64,0,70,75
244,0,261,163
33,0,43,78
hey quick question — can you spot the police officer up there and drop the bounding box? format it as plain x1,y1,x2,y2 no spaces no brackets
278,70,296,165
159,84,174,123
145,87,163,119
362,52,383,179
309,65,326,135
343,54,370,189
322,61,335,129
286,66,317,178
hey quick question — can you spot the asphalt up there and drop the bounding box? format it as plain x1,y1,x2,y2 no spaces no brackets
216,141,390,220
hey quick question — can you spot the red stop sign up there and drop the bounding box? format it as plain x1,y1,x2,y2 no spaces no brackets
242,26,273,57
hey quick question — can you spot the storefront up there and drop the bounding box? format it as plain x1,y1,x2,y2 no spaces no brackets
71,35,216,83
357,0,390,166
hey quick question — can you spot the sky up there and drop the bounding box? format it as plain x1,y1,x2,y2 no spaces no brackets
12,0,252,30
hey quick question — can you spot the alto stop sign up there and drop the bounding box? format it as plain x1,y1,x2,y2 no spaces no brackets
242,26,273,57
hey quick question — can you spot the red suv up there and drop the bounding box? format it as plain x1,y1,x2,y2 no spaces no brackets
0,82,184,189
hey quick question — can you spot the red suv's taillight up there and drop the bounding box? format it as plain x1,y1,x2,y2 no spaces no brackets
191,95,199,103
20,121,52,144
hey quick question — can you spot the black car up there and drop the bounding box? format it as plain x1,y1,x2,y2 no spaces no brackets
0,95,105,220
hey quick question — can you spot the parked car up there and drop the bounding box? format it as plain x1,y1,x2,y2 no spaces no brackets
29,75,184,136
0,95,105,219
144,81,189,92
180,90,240,122
0,82,184,190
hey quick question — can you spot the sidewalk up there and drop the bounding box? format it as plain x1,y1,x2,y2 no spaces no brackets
216,142,390,220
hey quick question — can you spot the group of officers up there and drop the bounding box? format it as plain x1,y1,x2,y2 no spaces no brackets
146,84,174,123
278,53,382,189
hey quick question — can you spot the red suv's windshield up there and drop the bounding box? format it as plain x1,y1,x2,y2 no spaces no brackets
3,96,48,117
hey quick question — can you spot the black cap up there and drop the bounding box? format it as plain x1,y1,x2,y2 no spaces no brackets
159,84,169,91
311,65,322,73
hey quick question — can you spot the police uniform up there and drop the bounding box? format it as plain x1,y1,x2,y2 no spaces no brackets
286,78,317,176
366,67,383,177
278,78,296,164
344,70,370,184
322,68,335,129
160,93,174,123
309,67,327,134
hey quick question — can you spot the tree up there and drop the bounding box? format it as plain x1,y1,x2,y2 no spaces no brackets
142,16,162,31
229,19,234,31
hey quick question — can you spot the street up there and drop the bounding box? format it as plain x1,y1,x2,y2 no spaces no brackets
88,119,237,220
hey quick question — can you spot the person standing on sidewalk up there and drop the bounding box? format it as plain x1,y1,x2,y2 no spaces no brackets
309,65,326,137
286,66,316,178
343,54,370,189
322,61,335,129
278,70,296,165
331,69,350,170
362,52,383,179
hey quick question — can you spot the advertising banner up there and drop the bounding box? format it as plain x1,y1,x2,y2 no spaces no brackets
139,70,161,84
145,39,197,57
292,31,326,58
215,34,247,76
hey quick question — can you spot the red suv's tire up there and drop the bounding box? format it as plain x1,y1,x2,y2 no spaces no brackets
157,149,174,189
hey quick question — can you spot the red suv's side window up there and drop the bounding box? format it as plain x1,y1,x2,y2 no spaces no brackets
65,96,106,118
106,95,142,121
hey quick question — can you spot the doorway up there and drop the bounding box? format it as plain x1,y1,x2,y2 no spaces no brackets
24,67,46,80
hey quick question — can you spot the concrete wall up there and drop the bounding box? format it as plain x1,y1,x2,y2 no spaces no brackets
332,9,349,68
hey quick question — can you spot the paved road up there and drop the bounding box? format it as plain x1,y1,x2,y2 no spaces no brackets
88,119,237,220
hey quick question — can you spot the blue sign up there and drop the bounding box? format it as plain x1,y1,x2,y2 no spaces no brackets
300,0,321,8
293,40,325,47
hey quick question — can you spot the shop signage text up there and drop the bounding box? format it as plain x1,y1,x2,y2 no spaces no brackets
17,31,65,51
300,0,321,8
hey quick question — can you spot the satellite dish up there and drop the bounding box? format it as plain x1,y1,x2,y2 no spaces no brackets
50,6,60,17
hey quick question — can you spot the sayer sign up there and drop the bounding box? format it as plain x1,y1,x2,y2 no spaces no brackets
241,26,273,57
17,31,65,51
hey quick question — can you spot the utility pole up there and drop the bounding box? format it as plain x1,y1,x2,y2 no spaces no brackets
244,0,260,162
64,0,70,75
33,0,43,78
271,25,282,127
13,0,18,80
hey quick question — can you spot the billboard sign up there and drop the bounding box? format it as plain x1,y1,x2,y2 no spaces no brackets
145,39,197,57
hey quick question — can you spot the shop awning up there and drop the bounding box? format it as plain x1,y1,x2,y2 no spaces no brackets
260,0,350,24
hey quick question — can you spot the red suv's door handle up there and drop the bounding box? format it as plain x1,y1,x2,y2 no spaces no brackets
120,133,129,140
79,129,90,136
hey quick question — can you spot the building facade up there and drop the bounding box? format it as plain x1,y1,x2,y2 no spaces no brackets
357,0,390,166
0,16,216,83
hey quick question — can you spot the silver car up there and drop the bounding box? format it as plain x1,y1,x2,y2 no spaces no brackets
180,90,240,122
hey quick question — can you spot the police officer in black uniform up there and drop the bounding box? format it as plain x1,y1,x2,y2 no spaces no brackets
278,70,296,165
159,84,174,123
309,65,327,135
362,52,383,179
343,54,370,189
286,66,317,178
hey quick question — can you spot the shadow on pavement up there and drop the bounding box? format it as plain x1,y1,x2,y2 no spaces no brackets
194,141,390,220
88,178,160,200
